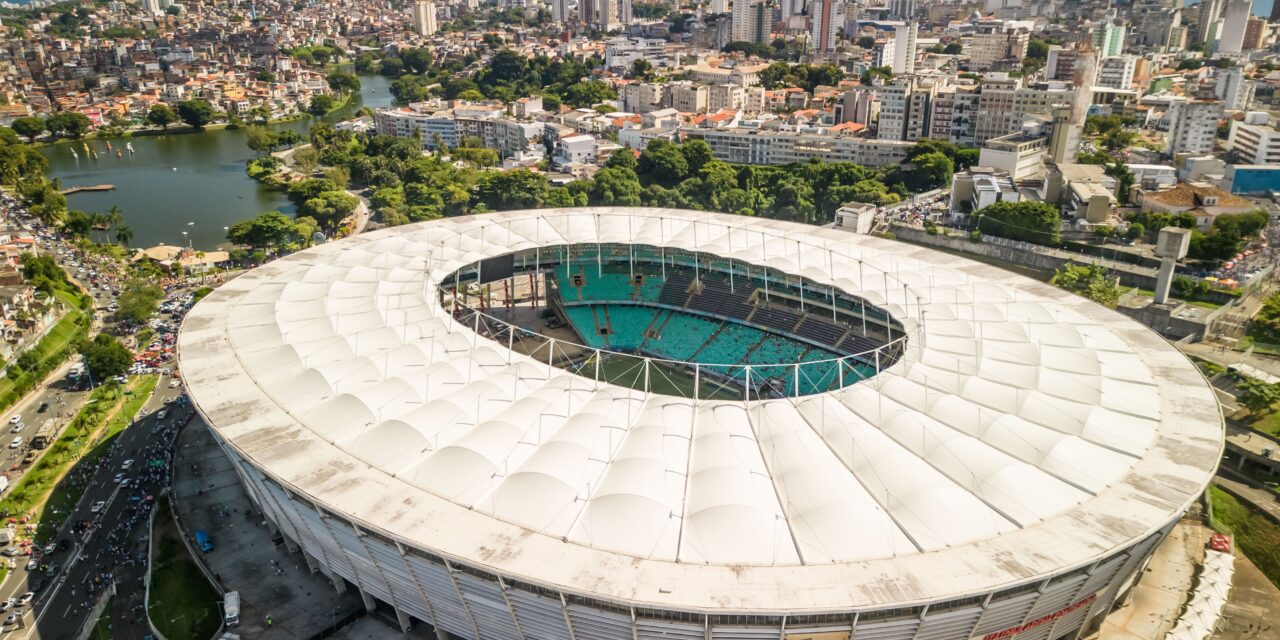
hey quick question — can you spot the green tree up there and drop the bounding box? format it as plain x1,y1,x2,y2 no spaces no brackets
308,94,338,116
46,112,93,138
114,279,165,324
943,42,963,54
79,334,133,381
906,152,954,191
403,48,434,74
227,210,302,250
589,167,643,205
562,81,616,108
680,139,714,174
145,104,178,131
856,36,875,49
244,125,281,155
1051,263,1121,307
327,72,361,93
475,169,550,210
177,99,216,129
11,117,45,142
638,139,689,187
292,146,321,174
976,201,1061,244
1237,378,1280,415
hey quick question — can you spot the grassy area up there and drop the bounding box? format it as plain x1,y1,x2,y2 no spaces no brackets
1209,486,1280,588
88,597,114,640
0,304,88,410
0,375,158,543
149,498,222,640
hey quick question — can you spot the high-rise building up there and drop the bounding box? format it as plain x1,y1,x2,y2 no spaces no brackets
891,22,917,75
780,0,804,19
1096,56,1137,90
1196,0,1224,44
1166,98,1223,155
888,0,914,20
412,0,437,36
1216,0,1251,54
731,0,771,44
580,0,594,28
1241,16,1266,51
618,0,632,25
1091,19,1126,57
809,0,844,54
966,21,1028,71
551,0,570,23
1044,45,1078,82
1214,66,1254,110
141,0,161,15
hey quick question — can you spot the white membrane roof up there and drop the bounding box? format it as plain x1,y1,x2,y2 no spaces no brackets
178,208,1223,612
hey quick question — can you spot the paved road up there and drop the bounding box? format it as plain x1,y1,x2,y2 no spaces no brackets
0,379,184,639
1214,471,1280,524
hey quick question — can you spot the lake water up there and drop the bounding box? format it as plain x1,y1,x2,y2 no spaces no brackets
41,73,395,250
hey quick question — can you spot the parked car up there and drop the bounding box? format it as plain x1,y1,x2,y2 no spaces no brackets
90,501,105,514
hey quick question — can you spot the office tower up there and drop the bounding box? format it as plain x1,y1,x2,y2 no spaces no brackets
891,22,917,74
599,0,618,29
711,0,727,12
810,0,844,54
412,0,437,36
780,0,804,19
141,0,161,15
731,0,771,44
618,0,631,25
1217,0,1251,54
581,0,594,28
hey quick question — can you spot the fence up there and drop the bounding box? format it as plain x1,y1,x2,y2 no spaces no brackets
74,585,115,640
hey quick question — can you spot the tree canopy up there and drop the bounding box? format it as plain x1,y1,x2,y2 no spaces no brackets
79,334,133,381
975,200,1061,244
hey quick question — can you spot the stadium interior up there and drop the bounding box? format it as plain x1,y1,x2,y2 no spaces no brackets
440,243,906,400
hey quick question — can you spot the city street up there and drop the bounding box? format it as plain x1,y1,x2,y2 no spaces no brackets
0,378,184,639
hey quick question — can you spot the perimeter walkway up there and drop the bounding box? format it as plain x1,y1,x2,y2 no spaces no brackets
1098,519,1203,640
172,418,364,638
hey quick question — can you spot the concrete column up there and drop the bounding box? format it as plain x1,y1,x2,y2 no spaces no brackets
302,549,321,574
436,627,452,640
359,587,376,613
396,608,412,634
328,570,347,594
1153,258,1176,305
1238,454,1247,470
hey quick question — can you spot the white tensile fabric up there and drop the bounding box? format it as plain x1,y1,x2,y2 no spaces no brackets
179,208,1223,609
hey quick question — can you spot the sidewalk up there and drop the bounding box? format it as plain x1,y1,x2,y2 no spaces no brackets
1099,519,1203,640
171,416,363,639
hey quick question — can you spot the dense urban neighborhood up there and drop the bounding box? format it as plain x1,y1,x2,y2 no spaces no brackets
0,0,1279,638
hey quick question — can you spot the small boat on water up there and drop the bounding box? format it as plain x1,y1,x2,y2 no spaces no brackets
126,143,135,153
105,140,113,151
70,149,78,159
116,150,123,158
81,142,90,155
91,150,98,159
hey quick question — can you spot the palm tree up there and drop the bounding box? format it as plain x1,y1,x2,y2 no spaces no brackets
107,206,124,237
90,212,109,244
115,224,133,248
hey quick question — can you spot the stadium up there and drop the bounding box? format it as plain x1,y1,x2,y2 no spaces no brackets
177,207,1223,640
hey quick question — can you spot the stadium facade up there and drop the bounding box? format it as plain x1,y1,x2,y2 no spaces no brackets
178,208,1223,640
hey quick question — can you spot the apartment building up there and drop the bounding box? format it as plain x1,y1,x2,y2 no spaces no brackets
966,20,1029,71
973,77,1072,144
1165,98,1223,155
1226,116,1280,165
1096,56,1136,90
683,126,912,166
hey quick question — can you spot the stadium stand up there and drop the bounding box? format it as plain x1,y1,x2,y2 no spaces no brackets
563,306,607,349
658,272,696,307
605,306,658,350
686,275,755,319
647,312,720,361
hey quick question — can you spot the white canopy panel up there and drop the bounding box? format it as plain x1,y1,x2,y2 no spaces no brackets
179,208,1223,612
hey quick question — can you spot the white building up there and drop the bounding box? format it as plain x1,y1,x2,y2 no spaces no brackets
686,126,912,165
1095,56,1136,91
731,0,771,44
412,0,437,36
141,0,161,15
1217,0,1251,55
551,0,571,23
1226,116,1280,165
1214,66,1254,111
1165,98,1223,156
809,0,845,54
891,22,917,75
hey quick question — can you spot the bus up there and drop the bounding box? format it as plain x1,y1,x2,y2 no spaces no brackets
30,420,57,449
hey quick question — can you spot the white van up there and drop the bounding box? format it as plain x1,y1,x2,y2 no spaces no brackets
8,437,21,450
224,591,240,627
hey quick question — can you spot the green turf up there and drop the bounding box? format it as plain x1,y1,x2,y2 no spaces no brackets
1209,486,1280,588
149,499,222,640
